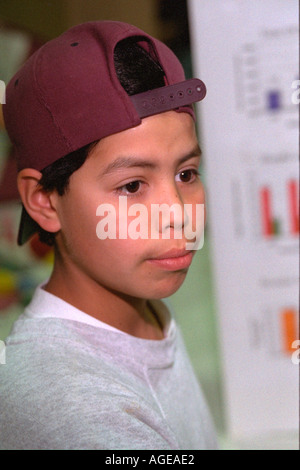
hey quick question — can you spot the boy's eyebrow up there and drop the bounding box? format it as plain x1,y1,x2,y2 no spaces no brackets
100,144,202,176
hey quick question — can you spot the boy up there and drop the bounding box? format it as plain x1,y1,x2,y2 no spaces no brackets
0,21,217,450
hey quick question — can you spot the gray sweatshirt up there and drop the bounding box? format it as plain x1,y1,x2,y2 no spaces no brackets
0,287,217,450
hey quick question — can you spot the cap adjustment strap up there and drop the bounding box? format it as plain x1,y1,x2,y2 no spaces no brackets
130,78,206,118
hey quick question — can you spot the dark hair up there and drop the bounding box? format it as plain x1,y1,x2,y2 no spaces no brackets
36,37,166,245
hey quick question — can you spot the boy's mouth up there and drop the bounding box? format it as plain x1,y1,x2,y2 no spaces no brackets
146,248,194,271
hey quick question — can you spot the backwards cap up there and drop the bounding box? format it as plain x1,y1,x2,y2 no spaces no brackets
3,21,206,244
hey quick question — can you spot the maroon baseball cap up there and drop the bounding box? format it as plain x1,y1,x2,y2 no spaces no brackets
3,20,206,245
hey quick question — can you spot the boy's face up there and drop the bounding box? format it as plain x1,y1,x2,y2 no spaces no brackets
53,111,205,300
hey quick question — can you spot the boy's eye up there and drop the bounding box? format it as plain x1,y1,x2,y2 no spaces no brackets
125,181,141,193
177,169,199,183
118,180,142,194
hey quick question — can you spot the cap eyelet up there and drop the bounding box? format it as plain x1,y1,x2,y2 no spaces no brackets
70,42,79,47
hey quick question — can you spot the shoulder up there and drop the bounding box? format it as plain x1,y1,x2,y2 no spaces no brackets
0,317,178,450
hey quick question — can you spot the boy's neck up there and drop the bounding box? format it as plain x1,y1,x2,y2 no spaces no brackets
44,262,165,341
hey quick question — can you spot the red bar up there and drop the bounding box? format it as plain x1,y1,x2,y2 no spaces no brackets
260,187,273,237
287,179,299,235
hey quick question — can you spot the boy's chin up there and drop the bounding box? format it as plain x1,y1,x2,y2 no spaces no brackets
146,272,189,300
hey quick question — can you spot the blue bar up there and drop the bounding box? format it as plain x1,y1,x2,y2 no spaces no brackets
267,90,281,110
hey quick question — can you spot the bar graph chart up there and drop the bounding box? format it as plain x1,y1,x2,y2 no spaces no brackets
234,25,298,121
189,0,299,442
259,178,299,239
250,305,299,358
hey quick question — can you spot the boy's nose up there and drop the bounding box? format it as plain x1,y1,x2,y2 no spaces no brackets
151,184,187,237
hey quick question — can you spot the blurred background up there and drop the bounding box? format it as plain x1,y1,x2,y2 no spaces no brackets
0,0,298,450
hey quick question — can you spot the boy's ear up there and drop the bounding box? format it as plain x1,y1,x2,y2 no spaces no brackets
17,169,61,234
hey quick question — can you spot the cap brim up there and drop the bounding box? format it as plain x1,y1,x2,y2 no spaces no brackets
17,205,40,246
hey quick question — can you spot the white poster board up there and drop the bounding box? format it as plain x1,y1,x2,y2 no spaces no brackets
188,0,299,447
